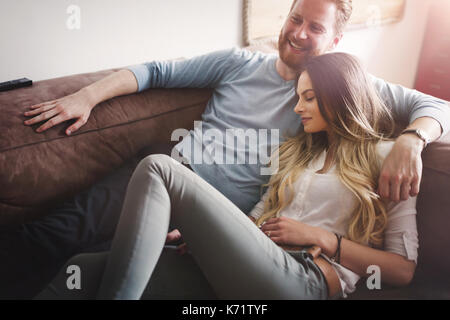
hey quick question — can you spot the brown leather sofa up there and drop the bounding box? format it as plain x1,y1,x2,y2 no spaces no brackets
1,64,449,299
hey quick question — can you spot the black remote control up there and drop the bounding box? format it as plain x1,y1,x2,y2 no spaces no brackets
0,78,33,92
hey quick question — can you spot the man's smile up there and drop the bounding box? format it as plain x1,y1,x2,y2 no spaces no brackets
288,40,309,52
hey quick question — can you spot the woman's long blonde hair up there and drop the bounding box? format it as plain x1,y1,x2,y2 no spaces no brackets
256,53,395,247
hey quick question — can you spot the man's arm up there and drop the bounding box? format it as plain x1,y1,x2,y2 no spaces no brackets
24,48,246,134
371,75,450,201
128,47,246,92
24,69,138,135
370,74,450,138
84,69,139,108
378,117,442,201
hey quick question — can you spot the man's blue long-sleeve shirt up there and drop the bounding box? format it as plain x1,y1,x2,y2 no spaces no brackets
127,48,450,213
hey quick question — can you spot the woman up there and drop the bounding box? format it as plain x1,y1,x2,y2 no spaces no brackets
36,52,418,300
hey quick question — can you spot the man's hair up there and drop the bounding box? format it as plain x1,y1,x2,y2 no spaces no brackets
290,0,353,35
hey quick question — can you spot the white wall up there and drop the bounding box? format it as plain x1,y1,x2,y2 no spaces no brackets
1,0,429,88
337,0,431,88
0,0,243,82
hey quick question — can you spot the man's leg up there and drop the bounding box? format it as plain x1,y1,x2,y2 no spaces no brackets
34,248,217,300
0,144,181,299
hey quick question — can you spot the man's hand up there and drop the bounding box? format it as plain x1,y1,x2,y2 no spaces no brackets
23,69,139,135
23,88,95,135
378,134,424,202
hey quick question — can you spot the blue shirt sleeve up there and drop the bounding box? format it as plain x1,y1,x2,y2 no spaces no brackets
126,47,252,92
369,74,450,137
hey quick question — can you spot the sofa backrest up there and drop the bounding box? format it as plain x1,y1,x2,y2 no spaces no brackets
0,69,212,225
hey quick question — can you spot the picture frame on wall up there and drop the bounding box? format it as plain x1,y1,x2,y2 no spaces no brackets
243,0,406,45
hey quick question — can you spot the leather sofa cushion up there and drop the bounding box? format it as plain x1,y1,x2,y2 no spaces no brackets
0,69,212,225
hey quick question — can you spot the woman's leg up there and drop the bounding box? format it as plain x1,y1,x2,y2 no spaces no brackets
97,154,327,300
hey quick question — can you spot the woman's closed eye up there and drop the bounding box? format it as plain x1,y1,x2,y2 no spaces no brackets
300,88,315,102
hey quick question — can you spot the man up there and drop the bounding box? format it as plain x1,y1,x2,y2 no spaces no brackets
3,0,449,298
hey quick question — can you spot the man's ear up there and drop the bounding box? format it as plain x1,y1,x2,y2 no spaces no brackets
329,33,343,51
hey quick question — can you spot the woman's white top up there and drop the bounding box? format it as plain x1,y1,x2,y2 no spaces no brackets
249,141,418,297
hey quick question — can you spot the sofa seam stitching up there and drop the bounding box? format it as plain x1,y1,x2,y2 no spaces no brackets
0,102,206,153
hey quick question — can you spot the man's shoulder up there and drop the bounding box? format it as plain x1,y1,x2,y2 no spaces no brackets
224,46,276,65
207,47,278,62
199,47,277,80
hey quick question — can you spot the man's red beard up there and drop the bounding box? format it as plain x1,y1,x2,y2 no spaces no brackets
277,31,317,73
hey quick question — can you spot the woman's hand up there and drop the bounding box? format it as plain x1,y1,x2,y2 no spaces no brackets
165,229,189,255
260,216,325,248
23,88,96,135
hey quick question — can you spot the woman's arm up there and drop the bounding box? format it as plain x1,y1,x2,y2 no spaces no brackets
316,229,416,287
247,189,270,224
261,216,417,287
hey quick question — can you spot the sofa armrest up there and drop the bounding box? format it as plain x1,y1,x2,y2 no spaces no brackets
415,131,450,282
0,68,212,225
